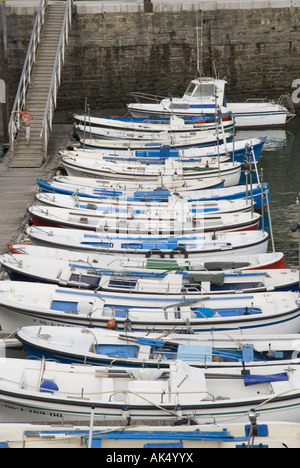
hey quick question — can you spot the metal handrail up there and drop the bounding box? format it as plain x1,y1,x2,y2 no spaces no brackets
8,0,48,152
130,91,167,104
40,0,74,163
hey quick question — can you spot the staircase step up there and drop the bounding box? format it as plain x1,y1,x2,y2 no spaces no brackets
10,2,70,169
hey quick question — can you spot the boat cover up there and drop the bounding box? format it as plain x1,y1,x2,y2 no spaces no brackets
243,372,289,386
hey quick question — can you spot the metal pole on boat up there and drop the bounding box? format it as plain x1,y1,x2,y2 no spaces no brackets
87,405,96,448
232,116,235,164
83,97,87,150
37,356,45,392
214,95,220,177
196,10,199,75
247,408,258,448
265,186,275,253
245,168,248,205
251,144,260,186
260,168,264,232
195,8,203,76
219,106,229,159
248,151,254,218
244,148,253,216
88,103,92,140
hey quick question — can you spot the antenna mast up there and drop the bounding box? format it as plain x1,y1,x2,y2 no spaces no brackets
196,7,204,78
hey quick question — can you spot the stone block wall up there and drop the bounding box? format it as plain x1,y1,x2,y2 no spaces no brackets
5,1,300,121
58,3,300,116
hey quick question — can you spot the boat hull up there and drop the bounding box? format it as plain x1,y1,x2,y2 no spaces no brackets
0,367,300,424
25,226,270,258
61,159,242,188
0,291,299,335
28,207,261,234
6,243,286,270
36,178,269,210
17,327,300,370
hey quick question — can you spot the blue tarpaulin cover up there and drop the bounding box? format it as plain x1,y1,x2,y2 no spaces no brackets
244,372,289,386
136,337,165,348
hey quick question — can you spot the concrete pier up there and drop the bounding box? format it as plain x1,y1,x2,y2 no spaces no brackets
0,124,72,254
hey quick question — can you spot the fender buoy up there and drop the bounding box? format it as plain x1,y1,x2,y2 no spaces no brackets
145,249,165,258
170,246,188,258
107,320,116,330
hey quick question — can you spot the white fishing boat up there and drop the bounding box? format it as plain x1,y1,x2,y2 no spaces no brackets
0,333,21,352
1,420,300,448
0,359,300,423
28,205,261,234
127,77,229,120
35,192,254,215
61,156,241,188
24,226,269,258
127,77,295,128
227,100,295,128
74,113,234,140
38,177,267,209
1,253,296,294
61,149,229,165
17,326,300,370
62,136,266,164
38,176,226,201
0,281,298,334
77,128,232,151
7,243,287,271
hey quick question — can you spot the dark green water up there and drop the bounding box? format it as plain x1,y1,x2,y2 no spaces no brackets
236,115,300,269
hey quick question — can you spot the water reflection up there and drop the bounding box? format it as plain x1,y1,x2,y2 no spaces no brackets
236,116,300,267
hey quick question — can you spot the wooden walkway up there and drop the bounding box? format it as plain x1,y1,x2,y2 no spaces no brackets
0,124,73,254
9,3,69,168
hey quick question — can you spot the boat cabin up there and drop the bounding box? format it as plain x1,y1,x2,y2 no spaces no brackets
175,77,227,110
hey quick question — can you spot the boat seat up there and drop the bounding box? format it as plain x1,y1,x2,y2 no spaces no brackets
9,369,26,390
137,345,152,360
270,379,292,395
127,380,169,405
200,281,211,293
58,268,72,285
169,361,208,404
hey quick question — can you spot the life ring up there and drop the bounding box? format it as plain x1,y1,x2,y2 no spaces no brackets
145,249,165,258
170,246,188,258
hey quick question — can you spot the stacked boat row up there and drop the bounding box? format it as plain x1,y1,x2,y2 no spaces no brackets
0,84,300,432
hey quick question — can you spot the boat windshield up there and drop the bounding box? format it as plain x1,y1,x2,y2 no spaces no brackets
193,83,216,98
184,82,197,97
184,81,216,99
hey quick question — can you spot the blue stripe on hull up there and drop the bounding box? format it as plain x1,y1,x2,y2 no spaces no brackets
10,306,300,334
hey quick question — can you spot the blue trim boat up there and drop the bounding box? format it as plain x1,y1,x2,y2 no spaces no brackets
36,178,268,209
16,326,300,370
65,137,265,165
24,226,270,258
0,281,298,334
127,77,295,128
0,359,300,423
1,254,297,294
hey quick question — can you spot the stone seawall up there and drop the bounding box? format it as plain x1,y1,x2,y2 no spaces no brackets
5,1,300,120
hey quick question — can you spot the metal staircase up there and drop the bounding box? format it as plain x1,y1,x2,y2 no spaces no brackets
8,0,73,168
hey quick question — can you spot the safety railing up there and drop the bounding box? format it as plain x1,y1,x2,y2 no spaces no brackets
40,0,74,163
8,0,48,153
129,91,167,104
